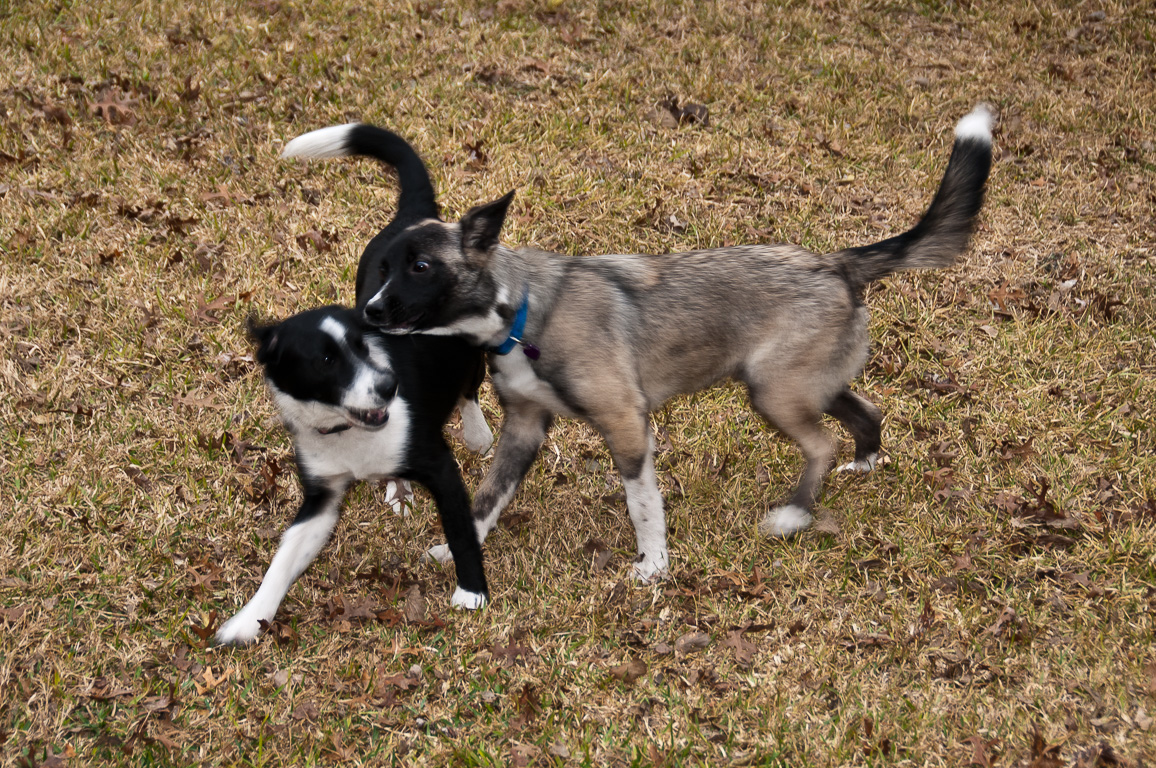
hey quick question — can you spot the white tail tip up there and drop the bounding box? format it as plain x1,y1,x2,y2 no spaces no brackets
281,123,359,159
954,104,995,144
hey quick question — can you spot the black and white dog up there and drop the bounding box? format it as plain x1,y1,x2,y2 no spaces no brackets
213,308,491,645
214,127,496,645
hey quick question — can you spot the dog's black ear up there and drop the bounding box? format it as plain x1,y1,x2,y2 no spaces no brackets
459,190,514,265
247,315,282,365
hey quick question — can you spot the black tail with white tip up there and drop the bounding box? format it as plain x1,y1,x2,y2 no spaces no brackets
282,123,443,305
838,104,995,288
282,123,439,221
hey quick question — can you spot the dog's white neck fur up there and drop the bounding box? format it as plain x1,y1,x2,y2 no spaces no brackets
291,395,412,481
954,104,994,143
281,123,358,159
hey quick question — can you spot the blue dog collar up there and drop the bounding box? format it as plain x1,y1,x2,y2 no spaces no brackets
490,290,539,360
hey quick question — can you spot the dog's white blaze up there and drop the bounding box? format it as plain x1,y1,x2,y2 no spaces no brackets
954,104,994,143
759,504,813,538
458,398,494,454
450,586,487,610
215,499,342,644
281,123,357,159
319,316,347,344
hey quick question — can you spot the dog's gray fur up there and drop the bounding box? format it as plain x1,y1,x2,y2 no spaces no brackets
288,105,994,581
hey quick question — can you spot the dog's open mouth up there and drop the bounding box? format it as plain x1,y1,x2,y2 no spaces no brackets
348,407,389,428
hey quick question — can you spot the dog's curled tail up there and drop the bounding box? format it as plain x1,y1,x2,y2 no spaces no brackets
281,123,438,220
837,104,994,288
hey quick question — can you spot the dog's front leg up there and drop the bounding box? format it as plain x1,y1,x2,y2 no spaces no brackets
473,404,553,541
214,478,348,645
411,447,490,610
604,425,669,582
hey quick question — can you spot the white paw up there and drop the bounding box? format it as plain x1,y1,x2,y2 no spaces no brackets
463,424,494,455
836,453,878,474
423,543,454,565
631,554,670,583
759,504,813,538
384,479,413,516
213,610,266,646
450,586,487,610
459,400,494,455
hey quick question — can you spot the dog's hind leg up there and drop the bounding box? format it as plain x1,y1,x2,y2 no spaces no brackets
215,478,349,645
825,388,882,473
426,404,552,565
748,386,836,538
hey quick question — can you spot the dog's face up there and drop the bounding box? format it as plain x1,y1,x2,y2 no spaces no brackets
360,192,517,345
250,307,398,433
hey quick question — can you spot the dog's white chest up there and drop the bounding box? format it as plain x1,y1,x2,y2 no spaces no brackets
490,353,575,416
294,400,411,481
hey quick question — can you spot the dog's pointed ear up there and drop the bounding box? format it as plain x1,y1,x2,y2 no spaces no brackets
459,190,514,266
247,315,282,365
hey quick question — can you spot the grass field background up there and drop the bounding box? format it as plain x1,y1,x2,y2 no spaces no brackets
2,0,1155,765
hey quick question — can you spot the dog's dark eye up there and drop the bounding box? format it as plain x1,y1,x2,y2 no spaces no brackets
412,260,430,274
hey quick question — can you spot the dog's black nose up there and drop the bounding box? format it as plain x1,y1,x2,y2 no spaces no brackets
377,375,398,401
364,302,383,323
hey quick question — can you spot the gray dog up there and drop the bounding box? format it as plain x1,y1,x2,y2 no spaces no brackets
284,105,993,585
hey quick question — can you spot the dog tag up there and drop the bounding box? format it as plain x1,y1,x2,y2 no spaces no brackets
522,343,540,360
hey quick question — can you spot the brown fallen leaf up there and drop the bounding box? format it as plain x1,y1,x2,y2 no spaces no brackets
674,631,710,655
608,658,647,684
189,610,218,647
1025,728,1063,768
291,700,320,722
193,665,232,695
964,734,998,767
512,684,542,726
89,88,138,125
812,508,842,535
403,584,426,623
721,628,757,667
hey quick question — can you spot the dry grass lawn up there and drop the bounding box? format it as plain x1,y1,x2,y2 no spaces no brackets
2,0,1155,765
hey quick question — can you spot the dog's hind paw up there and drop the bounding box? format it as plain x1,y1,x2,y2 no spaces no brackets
759,505,813,538
423,544,454,565
450,586,487,610
836,453,878,474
